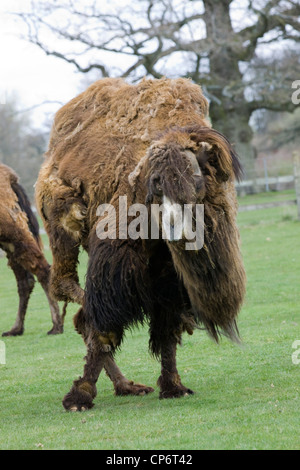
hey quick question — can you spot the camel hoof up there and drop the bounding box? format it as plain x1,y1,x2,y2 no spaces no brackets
62,380,96,411
47,325,64,335
159,387,194,399
2,328,24,337
114,381,155,396
69,406,78,412
69,405,88,412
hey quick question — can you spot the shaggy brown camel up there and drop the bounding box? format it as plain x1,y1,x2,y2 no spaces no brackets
35,77,246,410
0,163,63,336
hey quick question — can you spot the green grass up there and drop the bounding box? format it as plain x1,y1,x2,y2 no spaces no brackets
237,188,296,206
0,194,299,450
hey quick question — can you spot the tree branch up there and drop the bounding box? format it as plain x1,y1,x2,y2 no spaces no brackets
236,1,300,60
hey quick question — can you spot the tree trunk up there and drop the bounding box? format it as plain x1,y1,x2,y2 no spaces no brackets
209,102,256,179
202,0,256,179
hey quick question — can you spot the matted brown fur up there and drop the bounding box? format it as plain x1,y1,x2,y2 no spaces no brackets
35,77,246,410
0,163,63,336
37,77,209,231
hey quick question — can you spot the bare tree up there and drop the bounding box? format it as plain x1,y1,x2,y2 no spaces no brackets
17,0,300,175
0,96,48,200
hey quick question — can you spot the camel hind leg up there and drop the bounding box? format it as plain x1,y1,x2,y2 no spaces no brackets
105,354,155,397
1,235,63,335
36,264,64,335
19,248,63,335
2,246,62,336
2,258,35,337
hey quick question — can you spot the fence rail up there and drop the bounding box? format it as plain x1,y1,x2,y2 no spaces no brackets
238,199,297,212
236,152,300,220
235,174,295,196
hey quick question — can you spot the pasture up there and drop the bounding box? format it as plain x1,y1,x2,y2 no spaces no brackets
0,189,299,450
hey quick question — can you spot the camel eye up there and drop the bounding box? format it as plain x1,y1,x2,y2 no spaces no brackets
154,183,163,196
152,177,163,196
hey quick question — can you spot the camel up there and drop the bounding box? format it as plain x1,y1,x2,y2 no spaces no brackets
35,77,246,410
0,163,63,336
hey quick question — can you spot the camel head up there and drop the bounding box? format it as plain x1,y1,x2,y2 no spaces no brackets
128,125,242,246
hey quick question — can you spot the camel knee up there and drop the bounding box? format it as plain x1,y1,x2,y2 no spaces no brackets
50,269,84,304
19,272,35,297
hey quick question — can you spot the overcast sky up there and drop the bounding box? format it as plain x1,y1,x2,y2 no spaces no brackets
0,0,253,127
0,0,294,129
0,0,82,127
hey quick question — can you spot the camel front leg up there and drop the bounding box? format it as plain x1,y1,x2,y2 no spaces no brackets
63,336,154,411
48,225,85,306
158,337,194,398
50,246,84,305
62,329,106,411
63,309,154,411
149,314,194,399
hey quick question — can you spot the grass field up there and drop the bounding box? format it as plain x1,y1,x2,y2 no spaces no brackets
0,190,299,450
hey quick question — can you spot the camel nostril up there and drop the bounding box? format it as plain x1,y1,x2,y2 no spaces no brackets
169,224,175,241
169,213,175,227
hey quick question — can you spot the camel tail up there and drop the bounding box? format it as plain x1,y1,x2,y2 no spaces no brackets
11,181,42,248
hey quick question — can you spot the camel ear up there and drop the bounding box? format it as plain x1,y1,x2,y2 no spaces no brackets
207,143,242,183
207,145,233,183
191,130,243,183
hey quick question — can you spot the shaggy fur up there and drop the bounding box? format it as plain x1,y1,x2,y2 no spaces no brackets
0,163,63,336
35,77,246,410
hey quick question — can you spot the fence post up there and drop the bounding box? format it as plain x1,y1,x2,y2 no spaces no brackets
263,158,270,192
293,152,300,220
